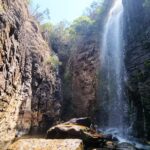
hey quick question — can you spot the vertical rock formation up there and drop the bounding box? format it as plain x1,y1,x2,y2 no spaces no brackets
123,0,150,139
0,0,62,148
71,37,99,118
65,0,113,120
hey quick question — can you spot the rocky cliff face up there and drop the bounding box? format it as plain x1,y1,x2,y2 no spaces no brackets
123,0,150,139
70,37,99,118
63,0,112,120
0,0,62,148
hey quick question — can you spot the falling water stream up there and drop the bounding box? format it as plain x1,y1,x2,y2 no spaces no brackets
100,0,126,132
99,1,150,149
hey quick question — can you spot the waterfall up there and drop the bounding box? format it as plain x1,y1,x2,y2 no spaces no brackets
99,0,127,134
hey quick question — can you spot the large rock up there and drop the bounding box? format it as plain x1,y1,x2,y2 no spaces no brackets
46,118,120,148
46,120,110,148
8,139,83,150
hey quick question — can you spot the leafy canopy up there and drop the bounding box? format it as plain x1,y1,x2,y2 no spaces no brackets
69,16,95,36
41,22,53,32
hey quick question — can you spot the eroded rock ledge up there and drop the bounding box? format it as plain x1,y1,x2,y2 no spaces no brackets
8,139,84,150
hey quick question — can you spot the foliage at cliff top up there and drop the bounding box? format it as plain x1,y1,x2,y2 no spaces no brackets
69,16,95,37
41,22,53,32
28,0,50,23
28,0,105,66
27,0,32,5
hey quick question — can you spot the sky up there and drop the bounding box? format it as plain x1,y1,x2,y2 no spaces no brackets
32,0,94,24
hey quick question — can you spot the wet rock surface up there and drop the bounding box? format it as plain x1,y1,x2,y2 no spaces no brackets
123,0,150,139
117,142,136,150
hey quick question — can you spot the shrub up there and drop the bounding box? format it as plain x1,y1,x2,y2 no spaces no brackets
70,16,95,33
85,0,104,19
41,22,53,32
28,0,50,23
27,0,32,5
45,55,62,68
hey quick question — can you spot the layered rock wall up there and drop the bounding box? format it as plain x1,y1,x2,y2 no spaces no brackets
0,0,62,148
66,0,113,120
71,38,99,118
123,0,150,139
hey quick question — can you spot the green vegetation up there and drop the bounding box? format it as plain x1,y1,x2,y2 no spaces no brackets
144,60,150,69
69,16,95,36
85,1,104,18
29,0,106,115
41,22,53,32
45,55,62,68
28,0,105,49
27,0,106,73
28,0,50,23
27,0,32,5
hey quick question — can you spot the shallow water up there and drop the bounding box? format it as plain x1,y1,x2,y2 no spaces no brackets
99,128,150,150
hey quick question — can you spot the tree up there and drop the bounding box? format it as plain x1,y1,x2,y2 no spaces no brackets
27,0,32,5
41,22,53,32
69,16,95,37
85,0,104,19
28,0,50,23
31,5,50,23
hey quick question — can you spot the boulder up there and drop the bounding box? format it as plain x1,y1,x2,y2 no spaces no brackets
46,118,121,149
47,122,105,148
8,139,84,150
